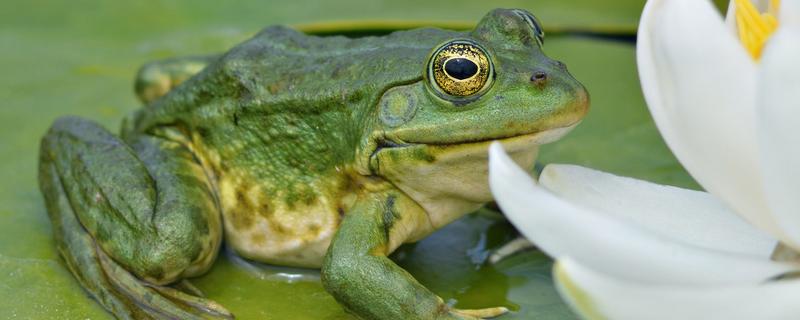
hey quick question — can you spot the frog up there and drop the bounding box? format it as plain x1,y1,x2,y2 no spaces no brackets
37,8,588,320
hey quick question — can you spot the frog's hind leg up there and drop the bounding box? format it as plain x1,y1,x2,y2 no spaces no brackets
135,55,219,105
39,116,231,319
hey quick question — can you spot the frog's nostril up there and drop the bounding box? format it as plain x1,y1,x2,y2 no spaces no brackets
530,71,548,86
531,71,547,81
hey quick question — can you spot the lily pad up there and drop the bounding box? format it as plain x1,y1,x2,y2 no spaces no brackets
540,36,700,190
0,0,700,319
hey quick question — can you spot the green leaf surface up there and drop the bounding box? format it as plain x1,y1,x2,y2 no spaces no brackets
1,0,649,38
0,0,701,319
540,37,700,190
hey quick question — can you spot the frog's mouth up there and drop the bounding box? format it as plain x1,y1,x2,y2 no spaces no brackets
367,122,579,174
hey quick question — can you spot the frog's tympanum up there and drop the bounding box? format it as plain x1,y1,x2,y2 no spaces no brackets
38,8,588,320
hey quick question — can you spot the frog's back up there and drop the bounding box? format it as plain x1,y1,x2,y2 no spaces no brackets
133,26,460,128
127,26,459,268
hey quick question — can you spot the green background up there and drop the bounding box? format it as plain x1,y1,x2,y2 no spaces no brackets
0,0,728,318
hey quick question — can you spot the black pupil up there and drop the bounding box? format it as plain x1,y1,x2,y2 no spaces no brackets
444,58,478,80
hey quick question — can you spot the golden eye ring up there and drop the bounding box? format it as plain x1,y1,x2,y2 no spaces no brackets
427,40,493,99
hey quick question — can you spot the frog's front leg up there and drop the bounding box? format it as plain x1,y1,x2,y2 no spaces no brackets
38,116,231,319
322,193,508,320
135,55,218,104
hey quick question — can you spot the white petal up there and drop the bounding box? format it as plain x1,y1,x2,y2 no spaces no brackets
726,0,737,31
554,257,800,320
489,143,794,285
539,164,777,258
637,0,782,236
783,0,800,23
757,21,800,250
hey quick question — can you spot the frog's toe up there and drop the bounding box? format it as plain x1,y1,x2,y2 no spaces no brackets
450,306,510,319
97,250,233,319
58,216,233,320
150,283,232,318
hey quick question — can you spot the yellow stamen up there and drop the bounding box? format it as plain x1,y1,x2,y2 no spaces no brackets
770,0,781,16
735,0,781,60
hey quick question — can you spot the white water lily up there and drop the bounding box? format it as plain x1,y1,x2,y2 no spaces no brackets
488,0,800,318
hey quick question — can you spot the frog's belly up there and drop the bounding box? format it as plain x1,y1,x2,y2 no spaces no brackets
217,181,342,269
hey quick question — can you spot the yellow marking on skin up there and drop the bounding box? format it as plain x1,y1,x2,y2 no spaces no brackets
218,172,350,268
250,233,267,245
735,0,781,60
214,163,427,267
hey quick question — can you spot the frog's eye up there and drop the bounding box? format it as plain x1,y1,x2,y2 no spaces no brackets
428,40,493,98
512,9,545,46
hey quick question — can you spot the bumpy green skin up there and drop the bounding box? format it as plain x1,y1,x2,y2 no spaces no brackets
38,8,588,320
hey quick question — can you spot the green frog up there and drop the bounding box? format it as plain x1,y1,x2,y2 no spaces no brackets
38,8,588,320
